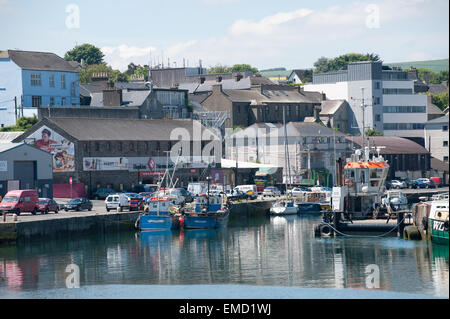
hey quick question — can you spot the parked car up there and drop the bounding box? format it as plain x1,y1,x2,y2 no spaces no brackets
64,198,93,212
390,180,407,189
105,194,129,212
290,187,310,196
416,178,437,189
0,190,39,215
411,179,427,189
262,187,282,197
93,188,116,200
401,178,415,189
38,198,59,214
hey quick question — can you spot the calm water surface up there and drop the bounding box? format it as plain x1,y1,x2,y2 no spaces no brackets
0,215,448,298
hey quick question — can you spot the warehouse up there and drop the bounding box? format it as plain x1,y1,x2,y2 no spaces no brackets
0,143,53,198
12,118,221,197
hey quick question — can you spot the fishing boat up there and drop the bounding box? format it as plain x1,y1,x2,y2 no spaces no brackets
428,200,449,244
381,190,409,211
270,200,298,215
135,196,181,231
183,193,230,229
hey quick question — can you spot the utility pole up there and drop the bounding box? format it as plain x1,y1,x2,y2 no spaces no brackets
14,96,17,122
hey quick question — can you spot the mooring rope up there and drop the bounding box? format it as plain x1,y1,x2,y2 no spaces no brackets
321,214,408,238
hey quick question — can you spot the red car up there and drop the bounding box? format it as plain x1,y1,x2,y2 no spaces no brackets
38,198,60,214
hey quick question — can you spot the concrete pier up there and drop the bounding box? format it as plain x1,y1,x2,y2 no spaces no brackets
0,210,140,243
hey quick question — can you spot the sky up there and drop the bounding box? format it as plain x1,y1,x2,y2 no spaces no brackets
0,0,448,72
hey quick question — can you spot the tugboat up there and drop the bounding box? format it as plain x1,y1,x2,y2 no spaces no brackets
182,193,230,229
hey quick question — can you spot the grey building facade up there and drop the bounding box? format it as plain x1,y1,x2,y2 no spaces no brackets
0,143,53,198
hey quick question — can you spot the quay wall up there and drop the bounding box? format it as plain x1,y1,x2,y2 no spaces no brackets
0,212,140,243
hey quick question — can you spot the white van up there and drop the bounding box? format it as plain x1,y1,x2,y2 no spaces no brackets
234,185,258,195
105,193,129,212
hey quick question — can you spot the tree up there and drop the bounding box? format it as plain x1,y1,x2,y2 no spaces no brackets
366,128,383,136
429,91,449,111
78,63,110,84
313,57,331,74
313,53,381,74
229,64,258,74
207,64,231,74
0,115,38,132
64,44,104,65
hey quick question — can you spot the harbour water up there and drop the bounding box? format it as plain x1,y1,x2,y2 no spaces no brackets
0,215,448,298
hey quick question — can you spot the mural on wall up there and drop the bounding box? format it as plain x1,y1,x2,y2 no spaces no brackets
83,157,129,171
28,126,75,172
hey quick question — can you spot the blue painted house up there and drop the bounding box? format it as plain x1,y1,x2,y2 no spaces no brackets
0,50,80,127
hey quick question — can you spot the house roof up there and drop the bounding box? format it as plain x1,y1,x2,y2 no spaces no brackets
0,131,25,143
428,83,448,94
0,142,52,156
425,115,449,125
430,157,449,172
346,136,429,154
195,77,251,93
5,50,78,73
90,90,151,107
79,84,105,97
320,100,346,115
114,82,149,90
16,118,218,142
288,122,345,137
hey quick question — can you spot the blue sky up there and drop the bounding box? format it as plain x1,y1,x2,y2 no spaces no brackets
0,0,448,71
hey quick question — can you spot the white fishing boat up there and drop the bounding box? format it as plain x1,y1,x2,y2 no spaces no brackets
270,200,298,215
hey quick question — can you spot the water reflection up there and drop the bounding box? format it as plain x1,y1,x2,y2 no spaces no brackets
0,215,448,298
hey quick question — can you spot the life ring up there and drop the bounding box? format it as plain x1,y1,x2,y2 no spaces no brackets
345,179,355,188
320,224,333,237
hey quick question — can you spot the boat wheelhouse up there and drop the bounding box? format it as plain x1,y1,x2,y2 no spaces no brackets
343,147,390,219
428,200,449,244
183,194,230,229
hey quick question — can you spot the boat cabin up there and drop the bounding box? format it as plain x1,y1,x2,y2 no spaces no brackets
195,195,224,213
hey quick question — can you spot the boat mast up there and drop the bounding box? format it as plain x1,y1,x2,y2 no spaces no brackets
283,104,291,197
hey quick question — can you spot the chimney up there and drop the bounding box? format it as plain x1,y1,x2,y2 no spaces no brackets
314,105,321,121
103,84,123,106
212,84,223,94
91,72,109,88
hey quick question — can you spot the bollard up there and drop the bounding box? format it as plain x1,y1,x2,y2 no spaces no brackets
13,213,17,222
2,212,6,222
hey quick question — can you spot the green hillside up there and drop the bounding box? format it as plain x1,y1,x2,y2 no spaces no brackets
386,59,448,73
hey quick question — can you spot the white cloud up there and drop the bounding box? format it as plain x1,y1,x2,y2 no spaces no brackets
101,45,157,71
100,0,448,71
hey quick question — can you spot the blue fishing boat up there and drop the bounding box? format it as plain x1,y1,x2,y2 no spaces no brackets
182,194,230,229
135,197,180,231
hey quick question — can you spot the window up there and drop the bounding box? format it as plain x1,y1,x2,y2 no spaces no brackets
49,74,55,87
375,82,381,90
71,82,76,96
61,97,66,105
383,106,426,113
444,141,448,147
61,75,66,89
50,97,55,106
382,88,412,95
443,125,448,132
95,142,100,151
31,73,41,86
375,114,381,122
444,156,449,162
374,97,381,105
32,96,42,107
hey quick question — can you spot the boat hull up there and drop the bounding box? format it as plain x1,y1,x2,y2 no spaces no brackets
183,215,216,229
429,218,449,244
139,214,179,231
270,206,298,215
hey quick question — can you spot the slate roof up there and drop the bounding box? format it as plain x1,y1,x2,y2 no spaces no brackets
319,100,346,115
79,84,105,97
346,136,429,154
90,90,151,107
5,50,77,73
0,132,24,143
424,115,449,125
428,84,448,94
16,118,218,142
196,77,251,93
288,122,345,137
430,157,449,172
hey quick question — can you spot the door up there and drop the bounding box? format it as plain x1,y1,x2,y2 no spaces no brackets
14,161,36,189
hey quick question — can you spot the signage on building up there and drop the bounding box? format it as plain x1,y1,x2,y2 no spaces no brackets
83,157,129,171
140,171,165,177
190,169,196,173
27,125,75,172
